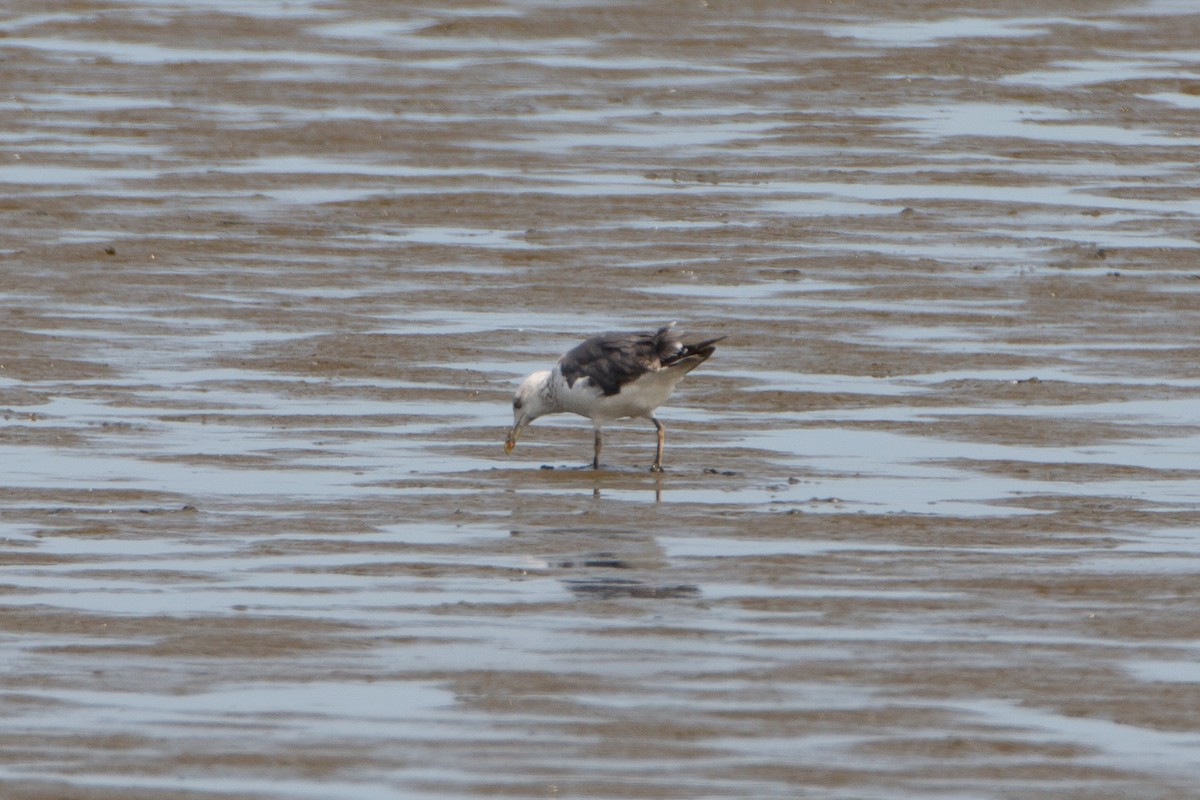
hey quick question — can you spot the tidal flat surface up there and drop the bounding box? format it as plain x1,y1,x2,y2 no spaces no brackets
2,0,1199,798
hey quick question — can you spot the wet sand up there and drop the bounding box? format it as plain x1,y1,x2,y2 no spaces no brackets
2,0,1200,797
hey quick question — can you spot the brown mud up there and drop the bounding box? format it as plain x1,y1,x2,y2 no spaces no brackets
2,0,1199,798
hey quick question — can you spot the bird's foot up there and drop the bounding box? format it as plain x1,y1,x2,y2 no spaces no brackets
649,463,664,473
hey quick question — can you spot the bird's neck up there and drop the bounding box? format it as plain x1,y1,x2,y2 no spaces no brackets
539,369,563,413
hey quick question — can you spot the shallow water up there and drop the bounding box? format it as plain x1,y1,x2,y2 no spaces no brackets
2,0,1200,798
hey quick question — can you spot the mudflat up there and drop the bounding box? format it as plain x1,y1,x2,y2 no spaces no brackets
2,1,1199,798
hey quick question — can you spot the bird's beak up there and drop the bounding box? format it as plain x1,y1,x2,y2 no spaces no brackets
504,423,523,454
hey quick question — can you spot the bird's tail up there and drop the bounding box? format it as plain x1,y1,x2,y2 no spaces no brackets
663,335,725,372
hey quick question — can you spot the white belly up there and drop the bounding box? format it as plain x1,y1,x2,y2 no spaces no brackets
557,368,683,425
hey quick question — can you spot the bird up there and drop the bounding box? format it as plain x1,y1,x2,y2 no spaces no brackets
504,323,724,471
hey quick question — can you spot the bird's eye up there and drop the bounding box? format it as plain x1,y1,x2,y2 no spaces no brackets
513,399,523,410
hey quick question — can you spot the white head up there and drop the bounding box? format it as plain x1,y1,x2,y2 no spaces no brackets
504,370,554,454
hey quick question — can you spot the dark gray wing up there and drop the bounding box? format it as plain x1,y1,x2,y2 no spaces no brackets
559,326,683,397
559,326,725,396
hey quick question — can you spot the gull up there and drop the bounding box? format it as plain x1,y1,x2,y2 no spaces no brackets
504,324,724,471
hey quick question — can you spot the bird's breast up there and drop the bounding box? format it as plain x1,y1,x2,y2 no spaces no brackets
560,369,681,423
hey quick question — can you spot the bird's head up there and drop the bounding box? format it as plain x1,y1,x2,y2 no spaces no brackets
504,370,552,454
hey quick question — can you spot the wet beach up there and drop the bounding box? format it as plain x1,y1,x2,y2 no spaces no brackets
2,0,1200,797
